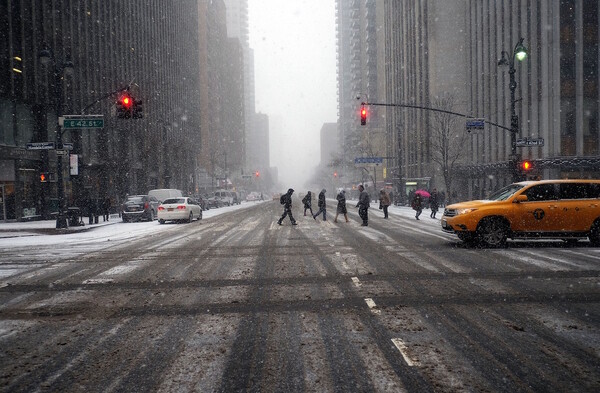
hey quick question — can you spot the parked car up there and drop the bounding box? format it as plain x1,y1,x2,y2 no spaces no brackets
121,195,159,222
148,188,183,203
246,191,261,201
206,194,225,209
157,197,202,224
442,179,600,247
214,190,235,206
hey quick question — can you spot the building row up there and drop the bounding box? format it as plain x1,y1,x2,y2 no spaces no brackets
335,0,600,204
0,0,271,221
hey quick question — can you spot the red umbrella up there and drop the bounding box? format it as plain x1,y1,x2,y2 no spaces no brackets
415,189,431,198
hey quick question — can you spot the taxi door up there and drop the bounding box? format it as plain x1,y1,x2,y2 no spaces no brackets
558,183,600,232
512,184,561,233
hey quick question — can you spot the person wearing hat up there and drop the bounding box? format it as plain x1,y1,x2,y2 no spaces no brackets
278,188,297,225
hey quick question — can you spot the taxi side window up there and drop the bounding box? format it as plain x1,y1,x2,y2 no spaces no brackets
560,183,600,200
524,184,558,202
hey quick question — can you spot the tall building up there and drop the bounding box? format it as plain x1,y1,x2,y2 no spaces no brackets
223,0,257,175
0,0,202,220
378,0,600,202
335,0,385,190
462,0,600,199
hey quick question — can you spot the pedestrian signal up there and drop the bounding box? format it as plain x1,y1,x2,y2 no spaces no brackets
40,172,48,183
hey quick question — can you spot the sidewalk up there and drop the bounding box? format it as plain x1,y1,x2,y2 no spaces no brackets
0,214,120,238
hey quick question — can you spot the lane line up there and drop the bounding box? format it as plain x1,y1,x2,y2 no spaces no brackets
391,338,417,366
351,277,362,287
364,298,380,314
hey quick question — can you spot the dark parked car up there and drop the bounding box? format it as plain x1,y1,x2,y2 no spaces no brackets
206,194,225,209
121,195,159,222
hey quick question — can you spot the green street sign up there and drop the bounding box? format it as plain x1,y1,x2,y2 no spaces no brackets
60,115,104,129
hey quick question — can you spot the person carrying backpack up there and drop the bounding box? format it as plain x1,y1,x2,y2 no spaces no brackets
302,191,313,216
278,188,297,226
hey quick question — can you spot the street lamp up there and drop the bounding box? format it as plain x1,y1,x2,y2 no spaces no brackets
39,45,74,228
498,37,528,182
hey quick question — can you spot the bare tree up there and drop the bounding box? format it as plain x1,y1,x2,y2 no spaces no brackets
429,94,469,204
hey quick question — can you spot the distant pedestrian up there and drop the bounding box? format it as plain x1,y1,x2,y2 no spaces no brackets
278,188,297,226
302,191,313,217
102,197,111,221
356,184,370,226
313,189,327,221
429,189,439,219
379,189,391,219
412,193,423,220
334,190,349,223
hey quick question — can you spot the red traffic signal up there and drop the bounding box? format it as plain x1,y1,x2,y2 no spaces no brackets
360,105,367,126
116,93,134,118
40,173,48,183
520,160,533,171
255,171,260,177
121,94,132,108
333,171,338,177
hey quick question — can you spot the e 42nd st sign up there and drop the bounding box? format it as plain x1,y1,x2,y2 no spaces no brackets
59,115,104,129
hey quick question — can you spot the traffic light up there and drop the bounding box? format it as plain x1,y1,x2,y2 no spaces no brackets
255,171,260,177
116,93,133,118
132,99,143,119
520,160,534,172
360,104,367,126
333,171,338,178
40,172,48,183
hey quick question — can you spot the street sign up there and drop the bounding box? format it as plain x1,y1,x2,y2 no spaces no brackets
354,157,383,165
516,137,544,147
60,115,104,129
241,175,252,179
63,143,74,150
466,118,485,131
55,149,68,156
26,142,55,150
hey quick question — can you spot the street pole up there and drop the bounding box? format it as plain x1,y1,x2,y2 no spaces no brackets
55,70,67,228
40,46,73,228
499,37,528,182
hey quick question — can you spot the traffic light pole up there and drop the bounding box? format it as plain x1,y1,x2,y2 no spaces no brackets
54,68,68,229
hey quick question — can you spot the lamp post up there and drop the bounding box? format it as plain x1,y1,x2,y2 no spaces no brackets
39,46,74,228
498,37,528,182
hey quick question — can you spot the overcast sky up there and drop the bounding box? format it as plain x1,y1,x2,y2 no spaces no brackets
248,0,337,189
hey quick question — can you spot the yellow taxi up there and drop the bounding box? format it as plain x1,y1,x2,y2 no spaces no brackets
441,179,600,246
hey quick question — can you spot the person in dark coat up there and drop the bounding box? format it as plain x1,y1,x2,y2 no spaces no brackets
356,185,370,226
302,191,313,216
102,197,111,221
429,188,439,219
379,189,391,219
278,188,297,225
334,189,349,223
313,189,327,221
412,193,423,220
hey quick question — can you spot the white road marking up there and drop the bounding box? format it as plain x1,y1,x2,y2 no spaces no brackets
391,338,417,366
364,298,381,314
82,278,114,284
351,277,362,287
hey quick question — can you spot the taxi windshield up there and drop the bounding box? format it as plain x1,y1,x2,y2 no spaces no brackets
487,184,525,201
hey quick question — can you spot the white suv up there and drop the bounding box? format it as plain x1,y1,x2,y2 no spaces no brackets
214,190,235,206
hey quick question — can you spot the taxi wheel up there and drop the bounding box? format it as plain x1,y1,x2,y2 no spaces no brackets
477,218,508,247
589,221,600,246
